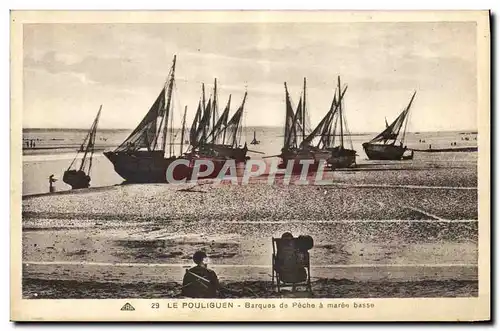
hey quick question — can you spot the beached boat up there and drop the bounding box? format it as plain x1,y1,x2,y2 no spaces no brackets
63,105,102,189
186,80,251,164
104,55,190,183
278,78,331,171
362,91,417,160
324,77,357,168
286,77,356,170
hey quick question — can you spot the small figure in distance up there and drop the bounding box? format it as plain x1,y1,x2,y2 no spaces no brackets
49,174,57,193
181,251,219,298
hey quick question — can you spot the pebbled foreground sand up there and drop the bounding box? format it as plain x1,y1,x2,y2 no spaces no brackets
21,158,478,298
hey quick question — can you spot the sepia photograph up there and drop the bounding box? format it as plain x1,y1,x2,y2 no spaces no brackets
10,9,490,322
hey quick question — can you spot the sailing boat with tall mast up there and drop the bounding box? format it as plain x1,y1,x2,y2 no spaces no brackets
298,76,356,169
63,105,102,189
278,78,330,171
209,90,249,161
188,79,250,162
325,76,357,168
104,55,189,182
362,91,417,160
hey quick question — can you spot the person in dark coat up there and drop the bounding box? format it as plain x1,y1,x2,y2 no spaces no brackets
181,251,219,298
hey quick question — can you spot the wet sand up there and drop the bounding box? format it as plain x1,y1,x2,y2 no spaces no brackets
24,278,477,299
21,155,478,298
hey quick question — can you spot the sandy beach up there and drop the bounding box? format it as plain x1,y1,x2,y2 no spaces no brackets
21,152,478,299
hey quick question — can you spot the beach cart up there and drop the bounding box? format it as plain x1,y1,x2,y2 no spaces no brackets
271,233,313,294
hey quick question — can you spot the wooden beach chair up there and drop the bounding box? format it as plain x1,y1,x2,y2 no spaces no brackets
271,234,313,294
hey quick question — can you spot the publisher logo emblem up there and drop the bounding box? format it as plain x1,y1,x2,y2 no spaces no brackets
120,302,135,311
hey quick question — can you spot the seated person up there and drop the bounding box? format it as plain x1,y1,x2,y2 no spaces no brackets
181,251,219,298
275,232,310,284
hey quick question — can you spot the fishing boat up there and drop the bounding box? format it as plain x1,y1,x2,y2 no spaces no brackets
187,79,251,164
63,105,102,189
206,90,250,162
277,78,331,171
362,91,417,160
297,76,356,169
104,55,190,183
250,130,260,145
324,77,357,168
181,82,228,178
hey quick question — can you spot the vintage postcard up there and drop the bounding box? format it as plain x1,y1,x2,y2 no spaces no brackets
10,10,490,322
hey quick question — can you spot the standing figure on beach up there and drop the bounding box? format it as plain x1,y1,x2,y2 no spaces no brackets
48,174,57,193
181,251,219,298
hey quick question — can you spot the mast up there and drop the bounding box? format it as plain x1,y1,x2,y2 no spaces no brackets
169,100,174,157
202,83,206,145
212,78,217,143
87,105,102,174
284,82,289,148
222,95,231,145
230,91,247,147
302,77,306,143
180,105,187,156
161,55,176,153
338,76,344,149
401,91,416,145
79,105,102,172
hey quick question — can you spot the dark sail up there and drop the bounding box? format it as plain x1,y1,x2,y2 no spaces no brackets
189,101,202,146
369,91,416,145
193,97,212,148
290,96,304,148
208,95,231,144
64,105,102,189
114,88,165,152
103,55,194,184
301,86,347,149
225,92,247,147
283,83,296,150
66,105,102,173
320,93,339,148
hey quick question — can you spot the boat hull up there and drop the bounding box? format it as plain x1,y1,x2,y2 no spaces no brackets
104,151,190,183
327,148,357,168
63,170,91,189
183,153,242,179
278,149,330,172
208,144,249,162
362,143,406,160
104,150,245,183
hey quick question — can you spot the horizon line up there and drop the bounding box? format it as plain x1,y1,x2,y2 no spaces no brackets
22,126,479,134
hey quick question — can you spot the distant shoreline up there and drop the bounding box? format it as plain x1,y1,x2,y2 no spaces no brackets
412,147,478,153
22,127,479,135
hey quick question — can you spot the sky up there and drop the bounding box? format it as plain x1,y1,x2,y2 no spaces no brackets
22,22,478,133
